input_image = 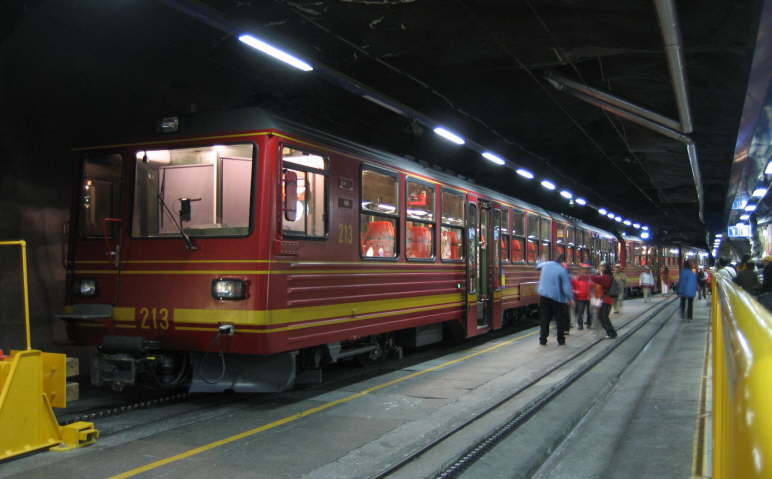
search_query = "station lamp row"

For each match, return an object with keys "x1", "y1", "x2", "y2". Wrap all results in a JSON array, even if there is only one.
[
  {"x1": 712, "y1": 233, "x2": 723, "y2": 257},
  {"x1": 236, "y1": 32, "x2": 651, "y2": 239}
]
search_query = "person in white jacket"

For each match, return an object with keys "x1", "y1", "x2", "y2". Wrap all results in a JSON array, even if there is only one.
[{"x1": 639, "y1": 267, "x2": 655, "y2": 302}]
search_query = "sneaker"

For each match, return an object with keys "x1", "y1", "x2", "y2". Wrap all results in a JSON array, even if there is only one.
[{"x1": 539, "y1": 339, "x2": 547, "y2": 346}]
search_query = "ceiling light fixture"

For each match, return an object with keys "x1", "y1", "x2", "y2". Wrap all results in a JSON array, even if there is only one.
[
  {"x1": 633, "y1": 223, "x2": 641, "y2": 229},
  {"x1": 560, "y1": 190, "x2": 572, "y2": 199},
  {"x1": 744, "y1": 204, "x2": 757, "y2": 212},
  {"x1": 641, "y1": 231, "x2": 650, "y2": 240},
  {"x1": 642, "y1": 226, "x2": 649, "y2": 231},
  {"x1": 739, "y1": 214, "x2": 750, "y2": 220},
  {"x1": 516, "y1": 168, "x2": 534, "y2": 179},
  {"x1": 607, "y1": 212, "x2": 615, "y2": 219},
  {"x1": 575, "y1": 198, "x2": 586, "y2": 205},
  {"x1": 540, "y1": 180, "x2": 556, "y2": 190},
  {"x1": 238, "y1": 34, "x2": 314, "y2": 72},
  {"x1": 433, "y1": 127, "x2": 465, "y2": 145},
  {"x1": 753, "y1": 187, "x2": 767, "y2": 198},
  {"x1": 598, "y1": 208, "x2": 607, "y2": 215},
  {"x1": 614, "y1": 216, "x2": 622, "y2": 222},
  {"x1": 623, "y1": 220, "x2": 631, "y2": 226},
  {"x1": 481, "y1": 152, "x2": 505, "y2": 165}
]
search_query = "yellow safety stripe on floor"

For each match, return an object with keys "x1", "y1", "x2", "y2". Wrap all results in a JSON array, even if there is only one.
[
  {"x1": 691, "y1": 319, "x2": 712, "y2": 478},
  {"x1": 107, "y1": 329, "x2": 538, "y2": 479}
]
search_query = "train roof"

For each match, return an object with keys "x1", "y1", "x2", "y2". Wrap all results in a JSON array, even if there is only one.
[{"x1": 78, "y1": 106, "x2": 618, "y2": 239}]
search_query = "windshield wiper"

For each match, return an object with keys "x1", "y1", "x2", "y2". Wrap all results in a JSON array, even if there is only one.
[{"x1": 157, "y1": 193, "x2": 198, "y2": 251}]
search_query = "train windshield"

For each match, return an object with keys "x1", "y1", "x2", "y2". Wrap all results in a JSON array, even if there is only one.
[{"x1": 132, "y1": 143, "x2": 255, "y2": 238}]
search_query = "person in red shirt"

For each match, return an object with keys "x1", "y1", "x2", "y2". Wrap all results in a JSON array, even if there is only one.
[
  {"x1": 571, "y1": 264, "x2": 592, "y2": 330},
  {"x1": 590, "y1": 263, "x2": 618, "y2": 339}
]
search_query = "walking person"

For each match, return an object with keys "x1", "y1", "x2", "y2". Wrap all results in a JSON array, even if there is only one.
[
  {"x1": 537, "y1": 254, "x2": 574, "y2": 346},
  {"x1": 612, "y1": 264, "x2": 627, "y2": 314},
  {"x1": 590, "y1": 263, "x2": 618, "y2": 339},
  {"x1": 639, "y1": 266, "x2": 655, "y2": 302},
  {"x1": 696, "y1": 267, "x2": 708, "y2": 299},
  {"x1": 678, "y1": 260, "x2": 697, "y2": 320},
  {"x1": 661, "y1": 266, "x2": 670, "y2": 295},
  {"x1": 571, "y1": 264, "x2": 592, "y2": 329}
]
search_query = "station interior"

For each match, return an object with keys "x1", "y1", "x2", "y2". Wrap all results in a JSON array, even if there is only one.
[{"x1": 0, "y1": 1, "x2": 770, "y2": 478}]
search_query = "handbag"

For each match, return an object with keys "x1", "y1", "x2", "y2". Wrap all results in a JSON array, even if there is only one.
[{"x1": 607, "y1": 279, "x2": 620, "y2": 298}]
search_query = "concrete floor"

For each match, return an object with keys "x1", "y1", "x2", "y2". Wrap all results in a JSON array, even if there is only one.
[
  {"x1": 0, "y1": 294, "x2": 710, "y2": 479},
  {"x1": 462, "y1": 296, "x2": 711, "y2": 479}
]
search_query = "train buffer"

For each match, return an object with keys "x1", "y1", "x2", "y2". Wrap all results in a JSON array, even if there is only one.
[
  {"x1": 0, "y1": 349, "x2": 99, "y2": 460},
  {"x1": 0, "y1": 240, "x2": 99, "y2": 461}
]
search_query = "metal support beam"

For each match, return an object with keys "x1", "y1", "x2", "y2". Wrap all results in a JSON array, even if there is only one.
[
  {"x1": 551, "y1": 86, "x2": 704, "y2": 222},
  {"x1": 654, "y1": 0, "x2": 694, "y2": 134},
  {"x1": 545, "y1": 73, "x2": 682, "y2": 131}
]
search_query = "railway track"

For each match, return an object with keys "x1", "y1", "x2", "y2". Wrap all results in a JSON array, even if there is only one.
[{"x1": 366, "y1": 298, "x2": 678, "y2": 479}]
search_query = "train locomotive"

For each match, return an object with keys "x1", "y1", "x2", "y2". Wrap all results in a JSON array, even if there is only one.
[{"x1": 57, "y1": 108, "x2": 701, "y2": 393}]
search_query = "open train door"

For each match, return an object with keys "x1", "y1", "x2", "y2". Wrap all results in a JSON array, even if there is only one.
[{"x1": 465, "y1": 196, "x2": 494, "y2": 336}]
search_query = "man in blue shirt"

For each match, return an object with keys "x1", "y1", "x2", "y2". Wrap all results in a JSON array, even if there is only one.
[
  {"x1": 677, "y1": 260, "x2": 698, "y2": 320},
  {"x1": 537, "y1": 255, "x2": 574, "y2": 345}
]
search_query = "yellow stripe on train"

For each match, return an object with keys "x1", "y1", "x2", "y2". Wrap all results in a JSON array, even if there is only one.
[{"x1": 174, "y1": 292, "x2": 465, "y2": 327}]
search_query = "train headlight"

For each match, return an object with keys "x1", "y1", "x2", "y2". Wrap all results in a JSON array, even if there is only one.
[
  {"x1": 73, "y1": 279, "x2": 97, "y2": 297},
  {"x1": 211, "y1": 278, "x2": 247, "y2": 300}
]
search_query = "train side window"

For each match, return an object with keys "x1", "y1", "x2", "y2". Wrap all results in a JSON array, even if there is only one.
[
  {"x1": 440, "y1": 189, "x2": 464, "y2": 261},
  {"x1": 79, "y1": 153, "x2": 122, "y2": 237},
  {"x1": 282, "y1": 146, "x2": 328, "y2": 238},
  {"x1": 361, "y1": 168, "x2": 399, "y2": 258},
  {"x1": 511, "y1": 209, "x2": 525, "y2": 262},
  {"x1": 540, "y1": 217, "x2": 551, "y2": 261},
  {"x1": 406, "y1": 178, "x2": 436, "y2": 260},
  {"x1": 526, "y1": 213, "x2": 539, "y2": 263},
  {"x1": 499, "y1": 209, "x2": 510, "y2": 263},
  {"x1": 555, "y1": 223, "x2": 567, "y2": 262}
]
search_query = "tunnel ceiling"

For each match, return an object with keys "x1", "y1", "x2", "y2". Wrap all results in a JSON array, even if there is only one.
[{"x1": 0, "y1": 0, "x2": 764, "y2": 248}]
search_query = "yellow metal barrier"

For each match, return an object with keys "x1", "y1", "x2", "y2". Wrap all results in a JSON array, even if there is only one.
[
  {"x1": 712, "y1": 274, "x2": 772, "y2": 478},
  {"x1": 0, "y1": 240, "x2": 98, "y2": 461}
]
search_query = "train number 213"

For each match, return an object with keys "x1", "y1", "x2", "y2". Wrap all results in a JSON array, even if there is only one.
[
  {"x1": 338, "y1": 224, "x2": 353, "y2": 244},
  {"x1": 138, "y1": 307, "x2": 171, "y2": 330}
]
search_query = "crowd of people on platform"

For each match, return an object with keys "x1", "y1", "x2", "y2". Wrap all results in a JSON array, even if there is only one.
[
  {"x1": 535, "y1": 255, "x2": 647, "y2": 346},
  {"x1": 535, "y1": 255, "x2": 718, "y2": 346}
]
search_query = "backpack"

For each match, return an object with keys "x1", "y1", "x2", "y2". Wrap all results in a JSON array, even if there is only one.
[{"x1": 607, "y1": 279, "x2": 620, "y2": 298}]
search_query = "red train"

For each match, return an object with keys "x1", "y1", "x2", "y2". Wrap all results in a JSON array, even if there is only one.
[{"x1": 59, "y1": 108, "x2": 697, "y2": 393}]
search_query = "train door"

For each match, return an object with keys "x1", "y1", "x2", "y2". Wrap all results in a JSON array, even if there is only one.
[{"x1": 465, "y1": 197, "x2": 494, "y2": 335}]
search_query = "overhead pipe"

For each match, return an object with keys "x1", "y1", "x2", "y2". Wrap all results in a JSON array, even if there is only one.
[
  {"x1": 545, "y1": 73, "x2": 682, "y2": 131},
  {"x1": 555, "y1": 86, "x2": 704, "y2": 221},
  {"x1": 654, "y1": 0, "x2": 694, "y2": 134}
]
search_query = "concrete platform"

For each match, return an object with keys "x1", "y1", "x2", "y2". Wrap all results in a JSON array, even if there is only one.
[{"x1": 0, "y1": 294, "x2": 709, "y2": 479}]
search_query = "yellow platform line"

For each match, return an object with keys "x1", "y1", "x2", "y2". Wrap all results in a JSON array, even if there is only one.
[
  {"x1": 107, "y1": 329, "x2": 538, "y2": 479},
  {"x1": 691, "y1": 321, "x2": 712, "y2": 478}
]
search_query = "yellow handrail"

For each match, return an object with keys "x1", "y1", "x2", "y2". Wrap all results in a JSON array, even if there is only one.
[
  {"x1": 712, "y1": 274, "x2": 772, "y2": 478},
  {"x1": 0, "y1": 240, "x2": 32, "y2": 350}
]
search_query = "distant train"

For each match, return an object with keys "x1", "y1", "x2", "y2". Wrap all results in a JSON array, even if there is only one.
[{"x1": 58, "y1": 108, "x2": 706, "y2": 393}]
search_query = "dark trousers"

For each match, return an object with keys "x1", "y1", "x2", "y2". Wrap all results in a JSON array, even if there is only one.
[
  {"x1": 680, "y1": 296, "x2": 694, "y2": 319},
  {"x1": 540, "y1": 297, "x2": 567, "y2": 344},
  {"x1": 697, "y1": 282, "x2": 707, "y2": 299},
  {"x1": 575, "y1": 300, "x2": 590, "y2": 327},
  {"x1": 598, "y1": 302, "x2": 617, "y2": 338}
]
